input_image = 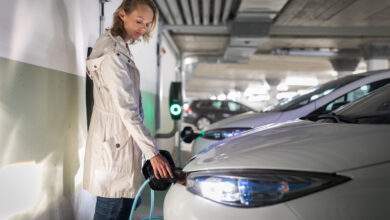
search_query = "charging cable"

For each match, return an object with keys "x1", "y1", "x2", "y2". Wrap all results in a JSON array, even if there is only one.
[{"x1": 129, "y1": 178, "x2": 162, "y2": 220}]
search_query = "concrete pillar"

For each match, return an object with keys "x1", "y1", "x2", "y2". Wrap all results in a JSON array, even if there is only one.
[
  {"x1": 266, "y1": 77, "x2": 281, "y2": 106},
  {"x1": 337, "y1": 71, "x2": 352, "y2": 78},
  {"x1": 265, "y1": 86, "x2": 278, "y2": 106},
  {"x1": 366, "y1": 58, "x2": 388, "y2": 71},
  {"x1": 362, "y1": 44, "x2": 390, "y2": 71},
  {"x1": 330, "y1": 57, "x2": 360, "y2": 78}
]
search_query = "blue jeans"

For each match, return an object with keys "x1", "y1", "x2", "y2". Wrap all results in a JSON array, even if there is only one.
[{"x1": 94, "y1": 197, "x2": 135, "y2": 220}]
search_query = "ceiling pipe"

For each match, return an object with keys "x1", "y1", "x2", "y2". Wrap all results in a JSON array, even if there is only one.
[
  {"x1": 190, "y1": 0, "x2": 201, "y2": 25},
  {"x1": 272, "y1": 48, "x2": 338, "y2": 57},
  {"x1": 155, "y1": 0, "x2": 175, "y2": 24},
  {"x1": 202, "y1": 0, "x2": 210, "y2": 25},
  {"x1": 162, "y1": 24, "x2": 229, "y2": 35},
  {"x1": 166, "y1": 0, "x2": 184, "y2": 25},
  {"x1": 180, "y1": 0, "x2": 193, "y2": 25},
  {"x1": 99, "y1": 0, "x2": 111, "y2": 36},
  {"x1": 162, "y1": 29, "x2": 180, "y2": 58},
  {"x1": 222, "y1": 0, "x2": 233, "y2": 23},
  {"x1": 213, "y1": 0, "x2": 222, "y2": 25}
]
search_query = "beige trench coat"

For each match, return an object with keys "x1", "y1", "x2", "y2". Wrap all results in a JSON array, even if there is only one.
[{"x1": 83, "y1": 31, "x2": 158, "y2": 198}]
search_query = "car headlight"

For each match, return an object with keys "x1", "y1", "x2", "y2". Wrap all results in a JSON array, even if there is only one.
[
  {"x1": 186, "y1": 170, "x2": 350, "y2": 208},
  {"x1": 201, "y1": 127, "x2": 252, "y2": 140}
]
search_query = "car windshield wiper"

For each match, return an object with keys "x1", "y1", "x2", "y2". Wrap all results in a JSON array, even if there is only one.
[{"x1": 316, "y1": 112, "x2": 358, "y2": 123}]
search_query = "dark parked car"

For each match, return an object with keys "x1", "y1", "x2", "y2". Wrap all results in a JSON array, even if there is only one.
[{"x1": 183, "y1": 99, "x2": 255, "y2": 130}]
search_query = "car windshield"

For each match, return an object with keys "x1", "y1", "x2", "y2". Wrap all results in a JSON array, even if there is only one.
[
  {"x1": 266, "y1": 74, "x2": 364, "y2": 112},
  {"x1": 333, "y1": 84, "x2": 390, "y2": 124}
]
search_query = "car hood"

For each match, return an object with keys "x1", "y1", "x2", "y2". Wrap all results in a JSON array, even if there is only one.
[
  {"x1": 185, "y1": 120, "x2": 390, "y2": 173},
  {"x1": 205, "y1": 111, "x2": 282, "y2": 130}
]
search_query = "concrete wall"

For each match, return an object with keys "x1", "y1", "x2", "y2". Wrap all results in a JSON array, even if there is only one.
[
  {"x1": 0, "y1": 1, "x2": 98, "y2": 219},
  {"x1": 0, "y1": 0, "x2": 100, "y2": 76},
  {"x1": 159, "y1": 38, "x2": 179, "y2": 133},
  {"x1": 155, "y1": 38, "x2": 180, "y2": 153},
  {"x1": 0, "y1": 58, "x2": 84, "y2": 220},
  {"x1": 0, "y1": 0, "x2": 178, "y2": 219}
]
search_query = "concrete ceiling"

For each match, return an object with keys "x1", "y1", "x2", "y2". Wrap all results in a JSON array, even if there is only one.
[
  {"x1": 173, "y1": 35, "x2": 390, "y2": 54},
  {"x1": 275, "y1": 0, "x2": 390, "y2": 27},
  {"x1": 170, "y1": 0, "x2": 390, "y2": 53},
  {"x1": 186, "y1": 55, "x2": 338, "y2": 95},
  {"x1": 156, "y1": 0, "x2": 390, "y2": 103},
  {"x1": 173, "y1": 35, "x2": 229, "y2": 54}
]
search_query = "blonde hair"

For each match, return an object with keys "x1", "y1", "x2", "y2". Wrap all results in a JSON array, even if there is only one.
[{"x1": 111, "y1": 0, "x2": 158, "y2": 42}]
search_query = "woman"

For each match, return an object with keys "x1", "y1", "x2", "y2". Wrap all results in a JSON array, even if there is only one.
[{"x1": 83, "y1": 0, "x2": 173, "y2": 219}]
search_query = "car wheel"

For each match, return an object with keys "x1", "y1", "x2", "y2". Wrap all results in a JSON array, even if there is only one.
[{"x1": 196, "y1": 117, "x2": 211, "y2": 130}]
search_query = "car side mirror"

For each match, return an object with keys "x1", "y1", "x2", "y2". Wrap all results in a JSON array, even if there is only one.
[{"x1": 180, "y1": 126, "x2": 200, "y2": 143}]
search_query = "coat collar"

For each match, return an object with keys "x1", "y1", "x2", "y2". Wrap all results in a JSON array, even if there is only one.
[{"x1": 106, "y1": 30, "x2": 133, "y2": 59}]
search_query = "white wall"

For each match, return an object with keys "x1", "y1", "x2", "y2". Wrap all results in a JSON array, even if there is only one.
[
  {"x1": 159, "y1": 38, "x2": 180, "y2": 132},
  {"x1": 0, "y1": 60, "x2": 86, "y2": 220},
  {"x1": 0, "y1": 0, "x2": 100, "y2": 75},
  {"x1": 155, "y1": 37, "x2": 180, "y2": 154},
  {"x1": 0, "y1": 0, "x2": 99, "y2": 219}
]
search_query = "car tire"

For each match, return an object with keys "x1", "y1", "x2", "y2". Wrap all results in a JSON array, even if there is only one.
[{"x1": 196, "y1": 117, "x2": 211, "y2": 130}]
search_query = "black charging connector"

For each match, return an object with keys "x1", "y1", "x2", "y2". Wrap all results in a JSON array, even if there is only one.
[{"x1": 142, "y1": 150, "x2": 187, "y2": 191}]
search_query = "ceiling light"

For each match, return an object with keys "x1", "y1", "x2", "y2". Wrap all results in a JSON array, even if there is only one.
[
  {"x1": 285, "y1": 76, "x2": 319, "y2": 86},
  {"x1": 247, "y1": 94, "x2": 270, "y2": 102},
  {"x1": 244, "y1": 86, "x2": 270, "y2": 97},
  {"x1": 227, "y1": 91, "x2": 242, "y2": 101},
  {"x1": 217, "y1": 94, "x2": 227, "y2": 101},
  {"x1": 276, "y1": 83, "x2": 289, "y2": 92}
]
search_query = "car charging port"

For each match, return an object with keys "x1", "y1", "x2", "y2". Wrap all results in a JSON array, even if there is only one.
[{"x1": 142, "y1": 150, "x2": 188, "y2": 190}]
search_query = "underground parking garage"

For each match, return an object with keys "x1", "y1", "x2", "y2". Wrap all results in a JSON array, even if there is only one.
[{"x1": 1, "y1": 0, "x2": 390, "y2": 219}]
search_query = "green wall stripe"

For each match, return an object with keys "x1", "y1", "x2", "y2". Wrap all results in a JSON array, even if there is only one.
[{"x1": 141, "y1": 91, "x2": 157, "y2": 134}]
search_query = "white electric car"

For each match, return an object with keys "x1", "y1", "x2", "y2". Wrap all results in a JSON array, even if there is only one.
[
  {"x1": 185, "y1": 69, "x2": 390, "y2": 154},
  {"x1": 165, "y1": 84, "x2": 390, "y2": 220}
]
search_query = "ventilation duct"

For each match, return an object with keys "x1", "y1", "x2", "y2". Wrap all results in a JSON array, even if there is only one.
[{"x1": 224, "y1": 16, "x2": 272, "y2": 62}]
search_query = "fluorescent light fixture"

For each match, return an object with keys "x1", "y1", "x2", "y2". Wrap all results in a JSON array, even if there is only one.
[
  {"x1": 285, "y1": 76, "x2": 319, "y2": 86},
  {"x1": 276, "y1": 83, "x2": 289, "y2": 92},
  {"x1": 244, "y1": 86, "x2": 270, "y2": 97},
  {"x1": 217, "y1": 93, "x2": 227, "y2": 101},
  {"x1": 247, "y1": 94, "x2": 270, "y2": 102},
  {"x1": 273, "y1": 48, "x2": 339, "y2": 57},
  {"x1": 243, "y1": 83, "x2": 271, "y2": 102},
  {"x1": 183, "y1": 57, "x2": 199, "y2": 66},
  {"x1": 329, "y1": 71, "x2": 338, "y2": 77},
  {"x1": 227, "y1": 91, "x2": 242, "y2": 100}
]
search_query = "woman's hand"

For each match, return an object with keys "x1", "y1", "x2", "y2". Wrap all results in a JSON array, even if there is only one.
[{"x1": 150, "y1": 154, "x2": 174, "y2": 179}]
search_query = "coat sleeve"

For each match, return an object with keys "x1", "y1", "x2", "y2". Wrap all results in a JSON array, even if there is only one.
[{"x1": 100, "y1": 52, "x2": 159, "y2": 160}]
